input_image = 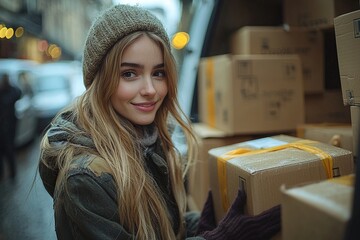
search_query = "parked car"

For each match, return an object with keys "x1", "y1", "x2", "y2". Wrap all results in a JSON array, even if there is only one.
[
  {"x1": 0, "y1": 58, "x2": 38, "y2": 148},
  {"x1": 32, "y1": 60, "x2": 84, "y2": 132}
]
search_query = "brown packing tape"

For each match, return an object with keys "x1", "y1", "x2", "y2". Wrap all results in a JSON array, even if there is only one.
[{"x1": 217, "y1": 140, "x2": 334, "y2": 211}]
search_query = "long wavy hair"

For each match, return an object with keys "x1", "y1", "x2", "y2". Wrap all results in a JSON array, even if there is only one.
[{"x1": 40, "y1": 31, "x2": 198, "y2": 239}]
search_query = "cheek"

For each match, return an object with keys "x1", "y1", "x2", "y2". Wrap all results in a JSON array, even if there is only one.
[
  {"x1": 111, "y1": 83, "x2": 135, "y2": 103},
  {"x1": 157, "y1": 81, "x2": 168, "y2": 98}
]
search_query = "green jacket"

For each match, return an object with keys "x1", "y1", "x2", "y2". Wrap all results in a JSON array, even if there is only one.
[{"x1": 39, "y1": 111, "x2": 204, "y2": 239}]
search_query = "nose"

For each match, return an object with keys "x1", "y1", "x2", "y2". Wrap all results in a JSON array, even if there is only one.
[{"x1": 140, "y1": 76, "x2": 156, "y2": 96}]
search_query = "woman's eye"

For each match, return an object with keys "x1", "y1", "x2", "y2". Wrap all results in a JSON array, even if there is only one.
[
  {"x1": 122, "y1": 71, "x2": 136, "y2": 78},
  {"x1": 153, "y1": 70, "x2": 166, "y2": 78}
]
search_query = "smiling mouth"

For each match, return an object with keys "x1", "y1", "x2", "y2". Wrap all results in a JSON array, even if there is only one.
[
  {"x1": 132, "y1": 102, "x2": 157, "y2": 112},
  {"x1": 132, "y1": 101, "x2": 156, "y2": 107}
]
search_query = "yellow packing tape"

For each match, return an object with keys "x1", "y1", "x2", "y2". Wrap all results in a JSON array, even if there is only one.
[
  {"x1": 217, "y1": 140, "x2": 334, "y2": 211},
  {"x1": 328, "y1": 174, "x2": 354, "y2": 187},
  {"x1": 206, "y1": 59, "x2": 216, "y2": 127}
]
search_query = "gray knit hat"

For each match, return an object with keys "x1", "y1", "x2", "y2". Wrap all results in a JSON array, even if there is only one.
[{"x1": 82, "y1": 4, "x2": 170, "y2": 88}]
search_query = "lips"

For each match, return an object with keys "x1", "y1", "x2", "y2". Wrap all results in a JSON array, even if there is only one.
[{"x1": 132, "y1": 101, "x2": 157, "y2": 112}]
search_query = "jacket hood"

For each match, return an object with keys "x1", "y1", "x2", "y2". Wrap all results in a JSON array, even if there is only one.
[
  {"x1": 39, "y1": 111, "x2": 95, "y2": 197},
  {"x1": 47, "y1": 111, "x2": 95, "y2": 149}
]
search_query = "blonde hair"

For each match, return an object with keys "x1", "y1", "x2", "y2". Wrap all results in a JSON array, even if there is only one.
[{"x1": 40, "y1": 31, "x2": 198, "y2": 240}]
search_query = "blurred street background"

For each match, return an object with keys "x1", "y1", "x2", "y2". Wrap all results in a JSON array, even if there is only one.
[
  {"x1": 1, "y1": 0, "x2": 360, "y2": 239},
  {"x1": 0, "y1": 137, "x2": 56, "y2": 240}
]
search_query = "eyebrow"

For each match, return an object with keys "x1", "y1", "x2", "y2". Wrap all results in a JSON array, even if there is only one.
[{"x1": 120, "y1": 62, "x2": 165, "y2": 69}]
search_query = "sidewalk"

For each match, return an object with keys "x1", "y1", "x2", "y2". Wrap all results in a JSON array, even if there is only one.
[{"x1": 0, "y1": 137, "x2": 56, "y2": 240}]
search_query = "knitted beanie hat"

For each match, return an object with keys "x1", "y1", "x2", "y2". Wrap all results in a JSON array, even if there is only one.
[{"x1": 82, "y1": 4, "x2": 170, "y2": 88}]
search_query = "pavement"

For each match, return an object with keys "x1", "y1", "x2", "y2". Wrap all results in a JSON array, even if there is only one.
[{"x1": 0, "y1": 137, "x2": 56, "y2": 240}]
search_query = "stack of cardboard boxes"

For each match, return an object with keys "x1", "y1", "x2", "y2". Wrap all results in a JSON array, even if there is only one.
[
  {"x1": 198, "y1": 54, "x2": 305, "y2": 135},
  {"x1": 187, "y1": 0, "x2": 359, "y2": 239},
  {"x1": 280, "y1": 4, "x2": 360, "y2": 239},
  {"x1": 198, "y1": 1, "x2": 358, "y2": 133},
  {"x1": 334, "y1": 8, "x2": 360, "y2": 157}
]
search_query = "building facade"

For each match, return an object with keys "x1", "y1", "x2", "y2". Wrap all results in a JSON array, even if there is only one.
[{"x1": 0, "y1": 0, "x2": 112, "y2": 62}]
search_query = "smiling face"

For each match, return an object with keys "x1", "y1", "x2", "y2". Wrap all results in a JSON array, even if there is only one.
[{"x1": 110, "y1": 34, "x2": 168, "y2": 125}]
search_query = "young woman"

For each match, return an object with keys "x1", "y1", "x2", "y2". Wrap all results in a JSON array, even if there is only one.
[{"x1": 39, "y1": 4, "x2": 280, "y2": 240}]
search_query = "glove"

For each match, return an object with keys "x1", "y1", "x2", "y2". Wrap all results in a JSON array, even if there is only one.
[
  {"x1": 199, "y1": 189, "x2": 281, "y2": 240},
  {"x1": 196, "y1": 191, "x2": 217, "y2": 235}
]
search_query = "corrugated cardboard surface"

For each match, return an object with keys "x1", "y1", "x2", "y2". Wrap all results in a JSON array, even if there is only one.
[
  {"x1": 198, "y1": 54, "x2": 305, "y2": 135},
  {"x1": 350, "y1": 106, "x2": 360, "y2": 157},
  {"x1": 281, "y1": 174, "x2": 354, "y2": 240},
  {"x1": 334, "y1": 9, "x2": 360, "y2": 105},
  {"x1": 296, "y1": 123, "x2": 353, "y2": 152},
  {"x1": 283, "y1": 0, "x2": 359, "y2": 29},
  {"x1": 230, "y1": 26, "x2": 324, "y2": 93},
  {"x1": 208, "y1": 135, "x2": 354, "y2": 222},
  {"x1": 187, "y1": 123, "x2": 255, "y2": 211},
  {"x1": 304, "y1": 89, "x2": 351, "y2": 124}
]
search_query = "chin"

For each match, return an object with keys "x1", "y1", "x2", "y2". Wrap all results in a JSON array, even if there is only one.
[{"x1": 132, "y1": 118, "x2": 155, "y2": 126}]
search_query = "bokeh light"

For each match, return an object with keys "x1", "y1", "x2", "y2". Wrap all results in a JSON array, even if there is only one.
[
  {"x1": 0, "y1": 27, "x2": 7, "y2": 38},
  {"x1": 37, "y1": 40, "x2": 48, "y2": 52},
  {"x1": 15, "y1": 27, "x2": 24, "y2": 37},
  {"x1": 47, "y1": 44, "x2": 62, "y2": 59},
  {"x1": 0, "y1": 25, "x2": 24, "y2": 39},
  {"x1": 171, "y1": 32, "x2": 190, "y2": 50},
  {"x1": 5, "y1": 28, "x2": 14, "y2": 39}
]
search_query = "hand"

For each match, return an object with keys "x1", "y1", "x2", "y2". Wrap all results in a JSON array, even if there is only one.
[
  {"x1": 199, "y1": 189, "x2": 281, "y2": 240},
  {"x1": 196, "y1": 191, "x2": 217, "y2": 235}
]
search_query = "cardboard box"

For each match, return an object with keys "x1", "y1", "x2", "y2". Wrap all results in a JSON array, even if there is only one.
[
  {"x1": 350, "y1": 106, "x2": 360, "y2": 157},
  {"x1": 283, "y1": 0, "x2": 360, "y2": 29},
  {"x1": 334, "y1": 9, "x2": 360, "y2": 105},
  {"x1": 296, "y1": 123, "x2": 353, "y2": 152},
  {"x1": 281, "y1": 174, "x2": 355, "y2": 240},
  {"x1": 187, "y1": 123, "x2": 256, "y2": 211},
  {"x1": 198, "y1": 54, "x2": 305, "y2": 135},
  {"x1": 304, "y1": 89, "x2": 351, "y2": 124},
  {"x1": 231, "y1": 26, "x2": 324, "y2": 94},
  {"x1": 208, "y1": 135, "x2": 354, "y2": 222}
]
